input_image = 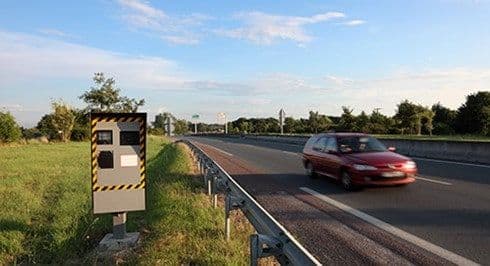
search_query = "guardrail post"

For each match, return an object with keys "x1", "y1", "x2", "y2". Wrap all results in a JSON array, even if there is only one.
[
  {"x1": 207, "y1": 176, "x2": 212, "y2": 196},
  {"x1": 198, "y1": 157, "x2": 203, "y2": 174},
  {"x1": 202, "y1": 160, "x2": 208, "y2": 186},
  {"x1": 250, "y1": 234, "x2": 283, "y2": 266},
  {"x1": 250, "y1": 234, "x2": 282, "y2": 266},
  {"x1": 225, "y1": 194, "x2": 244, "y2": 241},
  {"x1": 204, "y1": 165, "x2": 212, "y2": 188},
  {"x1": 212, "y1": 175, "x2": 218, "y2": 208},
  {"x1": 182, "y1": 140, "x2": 320, "y2": 266}
]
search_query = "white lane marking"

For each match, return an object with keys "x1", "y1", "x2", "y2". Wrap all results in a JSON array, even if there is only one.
[
  {"x1": 282, "y1": 151, "x2": 302, "y2": 156},
  {"x1": 300, "y1": 187, "x2": 479, "y2": 266},
  {"x1": 415, "y1": 176, "x2": 452, "y2": 186},
  {"x1": 206, "y1": 145, "x2": 234, "y2": 157},
  {"x1": 412, "y1": 157, "x2": 490, "y2": 169}
]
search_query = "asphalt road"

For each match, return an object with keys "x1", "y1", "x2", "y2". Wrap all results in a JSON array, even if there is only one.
[{"x1": 186, "y1": 136, "x2": 490, "y2": 264}]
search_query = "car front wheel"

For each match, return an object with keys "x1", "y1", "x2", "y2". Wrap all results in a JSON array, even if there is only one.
[
  {"x1": 341, "y1": 171, "x2": 355, "y2": 191},
  {"x1": 305, "y1": 162, "x2": 317, "y2": 178}
]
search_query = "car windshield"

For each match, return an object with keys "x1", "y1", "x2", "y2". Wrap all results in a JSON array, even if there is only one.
[{"x1": 337, "y1": 136, "x2": 387, "y2": 153}]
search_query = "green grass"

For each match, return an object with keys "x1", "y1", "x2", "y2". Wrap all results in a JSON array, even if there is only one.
[
  {"x1": 127, "y1": 140, "x2": 253, "y2": 265},
  {"x1": 0, "y1": 136, "x2": 252, "y2": 264}
]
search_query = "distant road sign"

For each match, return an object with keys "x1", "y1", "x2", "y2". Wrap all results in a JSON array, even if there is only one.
[
  {"x1": 279, "y1": 109, "x2": 286, "y2": 135},
  {"x1": 192, "y1": 114, "x2": 199, "y2": 119}
]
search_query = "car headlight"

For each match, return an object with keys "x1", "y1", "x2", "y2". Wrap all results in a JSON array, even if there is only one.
[
  {"x1": 404, "y1": 161, "x2": 417, "y2": 169},
  {"x1": 353, "y1": 164, "x2": 377, "y2": 171}
]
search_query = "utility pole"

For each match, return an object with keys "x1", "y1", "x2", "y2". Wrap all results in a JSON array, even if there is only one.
[
  {"x1": 279, "y1": 108, "x2": 286, "y2": 135},
  {"x1": 192, "y1": 114, "x2": 199, "y2": 134},
  {"x1": 218, "y1": 112, "x2": 227, "y2": 134}
]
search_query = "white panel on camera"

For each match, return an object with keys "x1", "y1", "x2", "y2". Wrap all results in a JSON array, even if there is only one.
[{"x1": 121, "y1": 155, "x2": 138, "y2": 167}]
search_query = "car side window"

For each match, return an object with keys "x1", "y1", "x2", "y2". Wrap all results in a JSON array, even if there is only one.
[
  {"x1": 305, "y1": 136, "x2": 318, "y2": 148},
  {"x1": 325, "y1": 137, "x2": 337, "y2": 152},
  {"x1": 312, "y1": 137, "x2": 326, "y2": 151}
]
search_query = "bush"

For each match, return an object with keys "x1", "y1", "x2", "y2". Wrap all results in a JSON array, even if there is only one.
[
  {"x1": 0, "y1": 112, "x2": 21, "y2": 143},
  {"x1": 22, "y1": 127, "x2": 43, "y2": 139},
  {"x1": 70, "y1": 126, "x2": 90, "y2": 141},
  {"x1": 37, "y1": 114, "x2": 58, "y2": 140},
  {"x1": 149, "y1": 127, "x2": 164, "y2": 136}
]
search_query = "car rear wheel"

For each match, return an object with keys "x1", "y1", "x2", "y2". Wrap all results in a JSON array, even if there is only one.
[
  {"x1": 341, "y1": 171, "x2": 355, "y2": 191},
  {"x1": 305, "y1": 162, "x2": 317, "y2": 178}
]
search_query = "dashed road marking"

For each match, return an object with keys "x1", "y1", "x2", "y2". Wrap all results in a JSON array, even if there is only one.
[
  {"x1": 300, "y1": 186, "x2": 478, "y2": 266},
  {"x1": 415, "y1": 176, "x2": 452, "y2": 186},
  {"x1": 282, "y1": 151, "x2": 302, "y2": 156},
  {"x1": 207, "y1": 145, "x2": 234, "y2": 157}
]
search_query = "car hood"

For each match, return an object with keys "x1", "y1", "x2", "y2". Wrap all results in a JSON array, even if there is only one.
[{"x1": 344, "y1": 151, "x2": 410, "y2": 166}]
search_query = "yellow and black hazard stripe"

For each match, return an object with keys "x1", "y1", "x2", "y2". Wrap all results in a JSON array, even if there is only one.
[
  {"x1": 139, "y1": 119, "x2": 146, "y2": 185},
  {"x1": 90, "y1": 114, "x2": 146, "y2": 192}
]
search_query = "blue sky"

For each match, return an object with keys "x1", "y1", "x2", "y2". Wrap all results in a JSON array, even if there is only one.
[{"x1": 1, "y1": 0, "x2": 490, "y2": 126}]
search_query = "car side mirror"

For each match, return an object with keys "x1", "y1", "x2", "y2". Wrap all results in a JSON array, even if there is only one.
[{"x1": 388, "y1": 147, "x2": 396, "y2": 152}]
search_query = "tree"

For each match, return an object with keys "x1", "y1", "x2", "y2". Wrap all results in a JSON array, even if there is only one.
[
  {"x1": 422, "y1": 109, "x2": 435, "y2": 136},
  {"x1": 355, "y1": 111, "x2": 369, "y2": 133},
  {"x1": 265, "y1": 117, "x2": 280, "y2": 133},
  {"x1": 80, "y1": 73, "x2": 145, "y2": 112},
  {"x1": 338, "y1": 106, "x2": 357, "y2": 132},
  {"x1": 37, "y1": 114, "x2": 57, "y2": 139},
  {"x1": 308, "y1": 111, "x2": 319, "y2": 133},
  {"x1": 455, "y1": 91, "x2": 490, "y2": 136},
  {"x1": 51, "y1": 101, "x2": 75, "y2": 142},
  {"x1": 367, "y1": 110, "x2": 395, "y2": 134},
  {"x1": 232, "y1": 118, "x2": 251, "y2": 133},
  {"x1": 394, "y1": 100, "x2": 418, "y2": 134},
  {"x1": 431, "y1": 103, "x2": 457, "y2": 135},
  {"x1": 394, "y1": 100, "x2": 433, "y2": 135},
  {"x1": 22, "y1": 127, "x2": 42, "y2": 139},
  {"x1": 284, "y1": 117, "x2": 297, "y2": 133},
  {"x1": 173, "y1": 119, "x2": 189, "y2": 135},
  {"x1": 317, "y1": 114, "x2": 332, "y2": 133},
  {"x1": 306, "y1": 111, "x2": 331, "y2": 133},
  {"x1": 152, "y1": 112, "x2": 177, "y2": 135},
  {"x1": 0, "y1": 112, "x2": 21, "y2": 142},
  {"x1": 71, "y1": 109, "x2": 90, "y2": 141}
]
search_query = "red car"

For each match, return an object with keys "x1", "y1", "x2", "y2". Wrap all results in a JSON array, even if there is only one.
[{"x1": 302, "y1": 133, "x2": 416, "y2": 190}]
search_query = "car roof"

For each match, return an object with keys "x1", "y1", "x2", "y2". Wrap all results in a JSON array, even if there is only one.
[{"x1": 312, "y1": 132, "x2": 369, "y2": 138}]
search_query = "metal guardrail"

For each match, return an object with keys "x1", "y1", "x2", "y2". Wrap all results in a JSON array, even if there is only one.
[{"x1": 179, "y1": 140, "x2": 321, "y2": 266}]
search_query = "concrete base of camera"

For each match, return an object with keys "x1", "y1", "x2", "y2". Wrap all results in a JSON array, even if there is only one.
[{"x1": 97, "y1": 232, "x2": 140, "y2": 252}]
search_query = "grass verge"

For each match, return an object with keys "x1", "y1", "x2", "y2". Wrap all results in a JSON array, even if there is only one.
[
  {"x1": 0, "y1": 136, "x2": 254, "y2": 264},
  {"x1": 122, "y1": 139, "x2": 254, "y2": 265}
]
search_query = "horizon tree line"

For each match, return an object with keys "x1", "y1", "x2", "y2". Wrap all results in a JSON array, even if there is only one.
[{"x1": 0, "y1": 72, "x2": 488, "y2": 143}]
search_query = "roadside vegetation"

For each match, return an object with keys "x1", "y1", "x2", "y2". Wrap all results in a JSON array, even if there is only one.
[
  {"x1": 215, "y1": 91, "x2": 489, "y2": 138},
  {"x1": 0, "y1": 73, "x2": 488, "y2": 146},
  {"x1": 0, "y1": 136, "x2": 253, "y2": 264}
]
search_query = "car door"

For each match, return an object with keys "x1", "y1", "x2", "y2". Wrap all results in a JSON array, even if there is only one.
[
  {"x1": 310, "y1": 136, "x2": 329, "y2": 173},
  {"x1": 321, "y1": 137, "x2": 341, "y2": 179}
]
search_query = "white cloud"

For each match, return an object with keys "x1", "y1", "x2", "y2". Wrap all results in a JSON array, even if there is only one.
[
  {"x1": 117, "y1": 0, "x2": 166, "y2": 19},
  {"x1": 0, "y1": 30, "x2": 188, "y2": 90},
  {"x1": 161, "y1": 35, "x2": 199, "y2": 45},
  {"x1": 38, "y1": 28, "x2": 76, "y2": 38},
  {"x1": 324, "y1": 69, "x2": 490, "y2": 114},
  {"x1": 0, "y1": 103, "x2": 24, "y2": 111},
  {"x1": 116, "y1": 0, "x2": 211, "y2": 44},
  {"x1": 342, "y1": 20, "x2": 366, "y2": 26},
  {"x1": 1, "y1": 30, "x2": 487, "y2": 125},
  {"x1": 216, "y1": 11, "x2": 345, "y2": 45},
  {"x1": 325, "y1": 75, "x2": 353, "y2": 86}
]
